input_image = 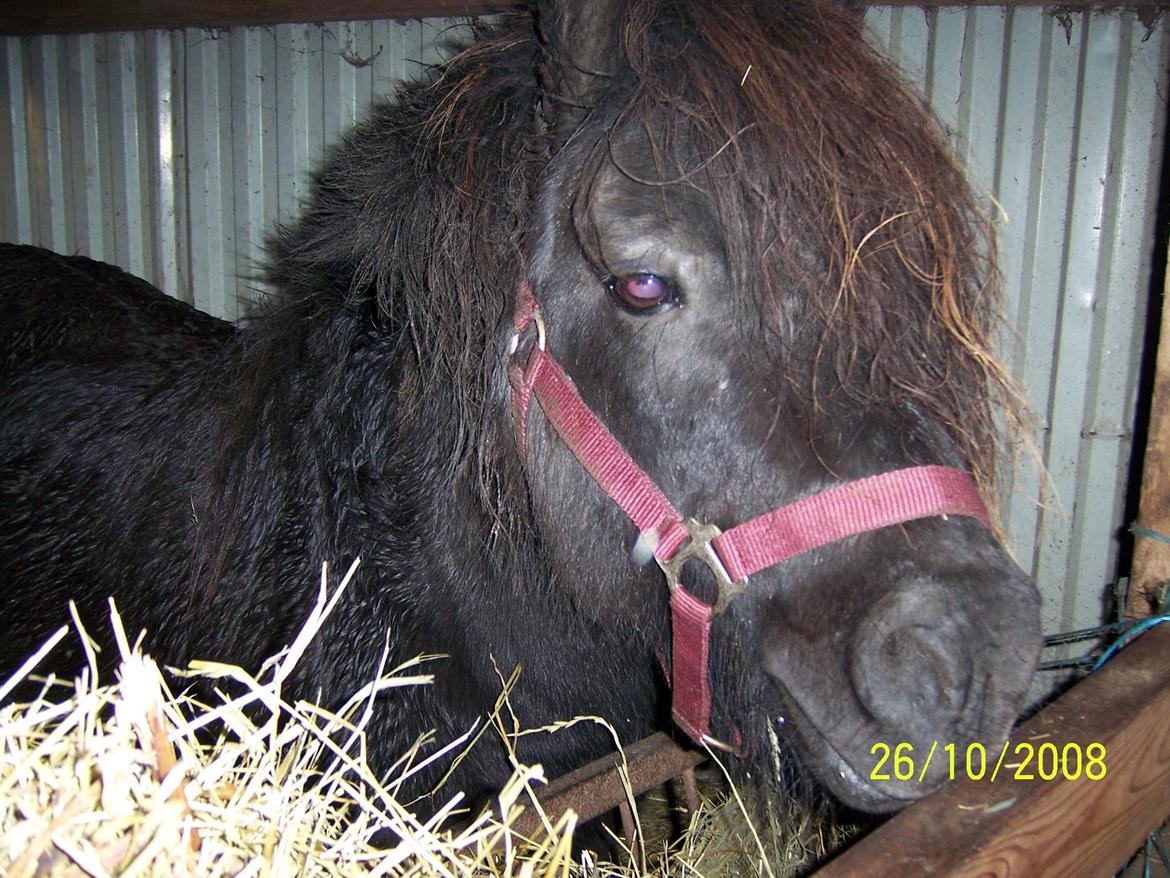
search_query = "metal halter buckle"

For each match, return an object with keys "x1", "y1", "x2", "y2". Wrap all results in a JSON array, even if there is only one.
[{"x1": 657, "y1": 518, "x2": 747, "y2": 616}]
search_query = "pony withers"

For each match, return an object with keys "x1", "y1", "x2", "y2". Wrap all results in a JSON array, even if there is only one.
[{"x1": 0, "y1": 0, "x2": 1041, "y2": 833}]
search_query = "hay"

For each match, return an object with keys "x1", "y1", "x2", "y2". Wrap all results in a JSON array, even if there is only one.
[{"x1": 0, "y1": 560, "x2": 827, "y2": 877}]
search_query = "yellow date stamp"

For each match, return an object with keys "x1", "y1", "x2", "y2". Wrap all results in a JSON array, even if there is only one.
[{"x1": 869, "y1": 740, "x2": 1107, "y2": 783}]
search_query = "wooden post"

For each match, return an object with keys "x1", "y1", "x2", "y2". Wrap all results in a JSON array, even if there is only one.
[{"x1": 1128, "y1": 245, "x2": 1170, "y2": 619}]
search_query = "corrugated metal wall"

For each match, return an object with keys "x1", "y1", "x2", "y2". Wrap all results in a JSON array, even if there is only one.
[
  {"x1": 0, "y1": 20, "x2": 473, "y2": 319},
  {"x1": 2, "y1": 9, "x2": 1168, "y2": 672},
  {"x1": 864, "y1": 9, "x2": 1170, "y2": 673}
]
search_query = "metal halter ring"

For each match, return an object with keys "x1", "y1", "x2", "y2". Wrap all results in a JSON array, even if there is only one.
[
  {"x1": 508, "y1": 306, "x2": 547, "y2": 355},
  {"x1": 656, "y1": 518, "x2": 747, "y2": 616}
]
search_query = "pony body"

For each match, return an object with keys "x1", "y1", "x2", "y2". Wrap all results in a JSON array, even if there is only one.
[{"x1": 0, "y1": 0, "x2": 1040, "y2": 821}]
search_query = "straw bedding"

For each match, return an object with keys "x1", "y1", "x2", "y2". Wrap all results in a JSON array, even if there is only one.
[{"x1": 1, "y1": 560, "x2": 845, "y2": 877}]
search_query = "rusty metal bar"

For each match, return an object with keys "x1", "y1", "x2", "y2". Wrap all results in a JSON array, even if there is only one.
[{"x1": 510, "y1": 731, "x2": 705, "y2": 840}]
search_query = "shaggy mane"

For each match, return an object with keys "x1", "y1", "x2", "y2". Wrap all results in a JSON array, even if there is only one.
[{"x1": 263, "y1": 17, "x2": 543, "y2": 456}]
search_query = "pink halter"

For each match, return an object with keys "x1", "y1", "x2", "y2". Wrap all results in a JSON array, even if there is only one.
[{"x1": 508, "y1": 281, "x2": 989, "y2": 750}]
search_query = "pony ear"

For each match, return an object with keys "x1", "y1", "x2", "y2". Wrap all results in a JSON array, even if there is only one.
[{"x1": 536, "y1": 0, "x2": 626, "y2": 141}]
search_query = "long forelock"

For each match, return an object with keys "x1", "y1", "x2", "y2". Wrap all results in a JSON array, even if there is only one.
[{"x1": 610, "y1": 0, "x2": 1017, "y2": 493}]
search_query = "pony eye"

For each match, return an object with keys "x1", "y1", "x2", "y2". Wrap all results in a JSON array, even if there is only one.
[{"x1": 606, "y1": 273, "x2": 678, "y2": 313}]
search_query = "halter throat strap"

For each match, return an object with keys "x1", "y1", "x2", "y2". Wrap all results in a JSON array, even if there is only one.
[{"x1": 508, "y1": 285, "x2": 990, "y2": 749}]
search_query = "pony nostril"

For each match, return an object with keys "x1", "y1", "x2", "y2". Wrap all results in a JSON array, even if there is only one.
[{"x1": 852, "y1": 618, "x2": 970, "y2": 735}]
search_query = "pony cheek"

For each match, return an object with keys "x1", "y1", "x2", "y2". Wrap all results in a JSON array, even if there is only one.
[{"x1": 523, "y1": 432, "x2": 668, "y2": 622}]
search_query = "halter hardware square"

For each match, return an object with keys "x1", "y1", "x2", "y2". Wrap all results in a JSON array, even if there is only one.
[{"x1": 657, "y1": 518, "x2": 746, "y2": 616}]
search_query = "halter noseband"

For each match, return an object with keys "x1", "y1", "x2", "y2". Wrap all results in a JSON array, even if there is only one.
[{"x1": 507, "y1": 281, "x2": 990, "y2": 750}]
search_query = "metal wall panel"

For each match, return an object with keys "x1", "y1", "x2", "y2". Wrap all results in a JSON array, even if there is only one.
[
  {"x1": 0, "y1": 20, "x2": 475, "y2": 319},
  {"x1": 867, "y1": 8, "x2": 1170, "y2": 670},
  {"x1": 1, "y1": 11, "x2": 1167, "y2": 670}
]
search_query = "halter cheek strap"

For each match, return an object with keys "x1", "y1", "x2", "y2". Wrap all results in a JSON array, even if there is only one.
[{"x1": 508, "y1": 282, "x2": 990, "y2": 750}]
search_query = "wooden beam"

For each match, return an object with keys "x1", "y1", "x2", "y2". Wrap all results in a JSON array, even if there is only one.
[
  {"x1": 0, "y1": 0, "x2": 514, "y2": 35},
  {"x1": 1129, "y1": 243, "x2": 1170, "y2": 619},
  {"x1": 1, "y1": 0, "x2": 1165, "y2": 36},
  {"x1": 813, "y1": 622, "x2": 1170, "y2": 878},
  {"x1": 875, "y1": 0, "x2": 1167, "y2": 6}
]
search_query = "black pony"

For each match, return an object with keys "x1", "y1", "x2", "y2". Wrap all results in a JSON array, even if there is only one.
[{"x1": 0, "y1": 0, "x2": 1040, "y2": 826}]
